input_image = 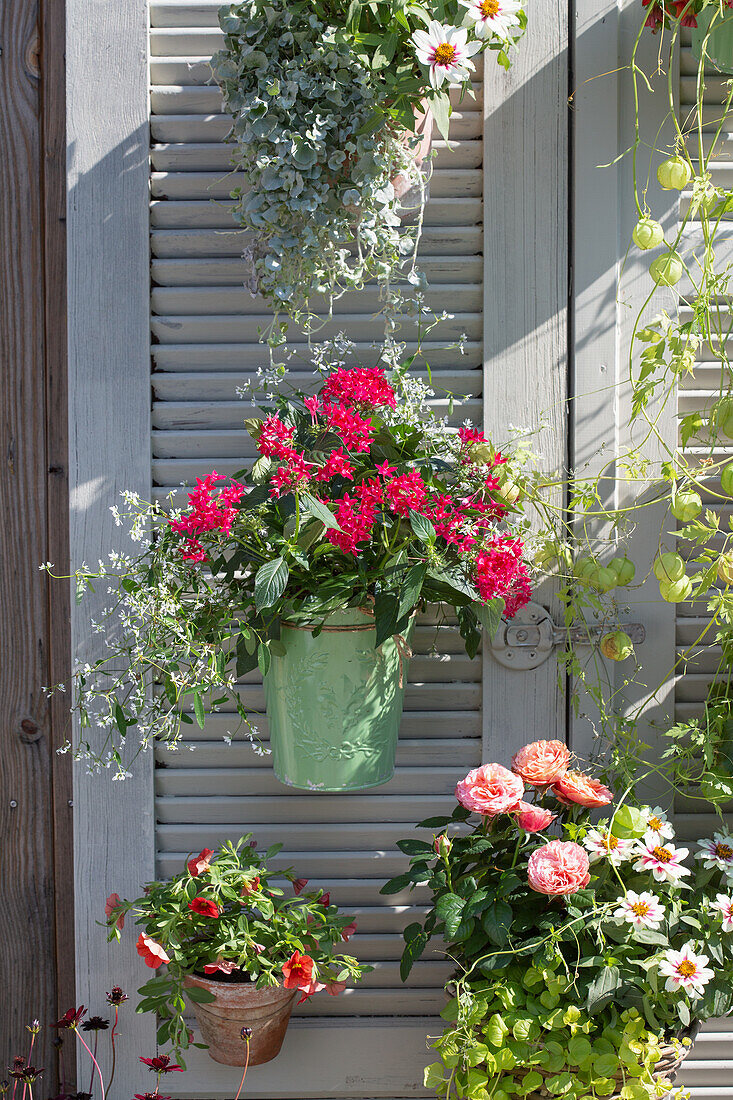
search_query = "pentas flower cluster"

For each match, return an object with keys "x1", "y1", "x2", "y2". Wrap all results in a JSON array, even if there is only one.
[
  {"x1": 167, "y1": 364, "x2": 531, "y2": 618},
  {"x1": 169, "y1": 471, "x2": 246, "y2": 563},
  {"x1": 69, "y1": 358, "x2": 532, "y2": 777},
  {"x1": 105, "y1": 837, "x2": 367, "y2": 1058}
]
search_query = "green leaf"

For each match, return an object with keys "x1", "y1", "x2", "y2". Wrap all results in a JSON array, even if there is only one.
[
  {"x1": 396, "y1": 838, "x2": 434, "y2": 855},
  {"x1": 257, "y1": 643, "x2": 271, "y2": 677},
  {"x1": 374, "y1": 591, "x2": 400, "y2": 647},
  {"x1": 586, "y1": 965, "x2": 622, "y2": 1014},
  {"x1": 193, "y1": 692, "x2": 205, "y2": 730},
  {"x1": 482, "y1": 901, "x2": 513, "y2": 945},
  {"x1": 429, "y1": 90, "x2": 451, "y2": 141},
  {"x1": 398, "y1": 562, "x2": 427, "y2": 619},
  {"x1": 400, "y1": 927, "x2": 429, "y2": 980},
  {"x1": 436, "y1": 892, "x2": 466, "y2": 937},
  {"x1": 475, "y1": 598, "x2": 505, "y2": 639},
  {"x1": 301, "y1": 492, "x2": 341, "y2": 531},
  {"x1": 610, "y1": 804, "x2": 647, "y2": 839},
  {"x1": 380, "y1": 872, "x2": 414, "y2": 895},
  {"x1": 254, "y1": 556, "x2": 289, "y2": 611},
  {"x1": 186, "y1": 985, "x2": 217, "y2": 1004},
  {"x1": 409, "y1": 509, "x2": 436, "y2": 543}
]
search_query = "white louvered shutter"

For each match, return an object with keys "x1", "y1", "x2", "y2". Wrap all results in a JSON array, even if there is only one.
[
  {"x1": 149, "y1": 2, "x2": 485, "y2": 1094},
  {"x1": 675, "y1": 32, "x2": 733, "y2": 1100}
]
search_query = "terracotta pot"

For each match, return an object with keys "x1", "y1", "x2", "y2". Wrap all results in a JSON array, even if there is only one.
[{"x1": 184, "y1": 974, "x2": 297, "y2": 1066}]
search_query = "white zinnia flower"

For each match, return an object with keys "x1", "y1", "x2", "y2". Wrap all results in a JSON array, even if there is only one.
[
  {"x1": 658, "y1": 944, "x2": 714, "y2": 998},
  {"x1": 696, "y1": 833, "x2": 733, "y2": 878},
  {"x1": 411, "y1": 21, "x2": 481, "y2": 89},
  {"x1": 642, "y1": 805, "x2": 675, "y2": 841},
  {"x1": 583, "y1": 828, "x2": 635, "y2": 866},
  {"x1": 633, "y1": 833, "x2": 690, "y2": 883},
  {"x1": 711, "y1": 893, "x2": 733, "y2": 932},
  {"x1": 614, "y1": 890, "x2": 665, "y2": 931},
  {"x1": 459, "y1": 0, "x2": 523, "y2": 40}
]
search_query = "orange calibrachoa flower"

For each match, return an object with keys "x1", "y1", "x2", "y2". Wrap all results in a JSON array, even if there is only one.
[
  {"x1": 187, "y1": 848, "x2": 214, "y2": 877},
  {"x1": 188, "y1": 896, "x2": 221, "y2": 919}
]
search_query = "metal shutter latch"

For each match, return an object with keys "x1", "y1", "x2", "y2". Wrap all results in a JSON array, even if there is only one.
[{"x1": 489, "y1": 601, "x2": 646, "y2": 671}]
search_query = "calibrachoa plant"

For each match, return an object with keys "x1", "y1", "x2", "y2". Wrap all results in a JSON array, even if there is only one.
[
  {"x1": 104, "y1": 837, "x2": 366, "y2": 1059},
  {"x1": 62, "y1": 354, "x2": 530, "y2": 775},
  {"x1": 211, "y1": 0, "x2": 527, "y2": 327},
  {"x1": 385, "y1": 740, "x2": 733, "y2": 1099}
]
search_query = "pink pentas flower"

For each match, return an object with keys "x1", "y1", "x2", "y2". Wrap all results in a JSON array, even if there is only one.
[
  {"x1": 170, "y1": 471, "x2": 245, "y2": 542},
  {"x1": 455, "y1": 763, "x2": 524, "y2": 817},
  {"x1": 527, "y1": 840, "x2": 590, "y2": 896},
  {"x1": 136, "y1": 933, "x2": 170, "y2": 969},
  {"x1": 269, "y1": 452, "x2": 314, "y2": 498},
  {"x1": 471, "y1": 536, "x2": 532, "y2": 617},
  {"x1": 515, "y1": 802, "x2": 556, "y2": 833},
  {"x1": 187, "y1": 848, "x2": 214, "y2": 877},
  {"x1": 315, "y1": 448, "x2": 355, "y2": 483},
  {"x1": 105, "y1": 892, "x2": 125, "y2": 930},
  {"x1": 320, "y1": 367, "x2": 396, "y2": 410},
  {"x1": 384, "y1": 470, "x2": 428, "y2": 517},
  {"x1": 320, "y1": 402, "x2": 374, "y2": 453},
  {"x1": 256, "y1": 415, "x2": 296, "y2": 459}
]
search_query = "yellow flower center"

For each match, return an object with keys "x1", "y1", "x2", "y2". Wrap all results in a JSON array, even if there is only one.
[
  {"x1": 648, "y1": 815, "x2": 664, "y2": 830},
  {"x1": 434, "y1": 43, "x2": 457, "y2": 65},
  {"x1": 606, "y1": 834, "x2": 619, "y2": 850},
  {"x1": 480, "y1": 0, "x2": 500, "y2": 14},
  {"x1": 677, "y1": 960, "x2": 697, "y2": 978},
  {"x1": 715, "y1": 842, "x2": 733, "y2": 859},
  {"x1": 652, "y1": 846, "x2": 672, "y2": 863},
  {"x1": 631, "y1": 900, "x2": 651, "y2": 917}
]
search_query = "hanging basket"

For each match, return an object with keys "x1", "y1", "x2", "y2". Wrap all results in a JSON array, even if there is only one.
[
  {"x1": 525, "y1": 1022, "x2": 699, "y2": 1100},
  {"x1": 692, "y1": 9, "x2": 733, "y2": 74},
  {"x1": 264, "y1": 607, "x2": 414, "y2": 792},
  {"x1": 183, "y1": 974, "x2": 297, "y2": 1066}
]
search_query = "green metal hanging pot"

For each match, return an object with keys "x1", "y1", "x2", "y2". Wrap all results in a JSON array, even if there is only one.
[
  {"x1": 692, "y1": 8, "x2": 733, "y2": 74},
  {"x1": 263, "y1": 607, "x2": 414, "y2": 792}
]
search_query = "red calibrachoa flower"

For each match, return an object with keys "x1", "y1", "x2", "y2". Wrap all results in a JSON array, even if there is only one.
[
  {"x1": 104, "y1": 892, "x2": 125, "y2": 930},
  {"x1": 188, "y1": 897, "x2": 221, "y2": 918},
  {"x1": 139, "y1": 1055, "x2": 184, "y2": 1074},
  {"x1": 187, "y1": 848, "x2": 214, "y2": 877},
  {"x1": 136, "y1": 933, "x2": 171, "y2": 969},
  {"x1": 282, "y1": 950, "x2": 315, "y2": 991}
]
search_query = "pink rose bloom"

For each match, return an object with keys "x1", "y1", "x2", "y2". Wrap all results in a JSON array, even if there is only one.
[
  {"x1": 455, "y1": 763, "x2": 524, "y2": 817},
  {"x1": 515, "y1": 802, "x2": 556, "y2": 833},
  {"x1": 511, "y1": 740, "x2": 570, "y2": 786},
  {"x1": 527, "y1": 840, "x2": 590, "y2": 896},
  {"x1": 552, "y1": 771, "x2": 613, "y2": 808}
]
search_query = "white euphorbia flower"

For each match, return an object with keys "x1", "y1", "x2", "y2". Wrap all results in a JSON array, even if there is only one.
[
  {"x1": 658, "y1": 945, "x2": 714, "y2": 998},
  {"x1": 583, "y1": 828, "x2": 635, "y2": 866},
  {"x1": 642, "y1": 805, "x2": 675, "y2": 841},
  {"x1": 711, "y1": 894, "x2": 733, "y2": 932},
  {"x1": 633, "y1": 832, "x2": 690, "y2": 883},
  {"x1": 411, "y1": 21, "x2": 481, "y2": 89},
  {"x1": 696, "y1": 833, "x2": 733, "y2": 879},
  {"x1": 614, "y1": 891, "x2": 666, "y2": 931},
  {"x1": 459, "y1": 0, "x2": 523, "y2": 40}
]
